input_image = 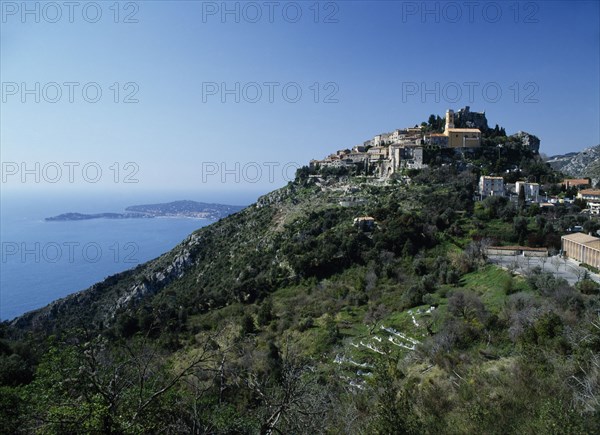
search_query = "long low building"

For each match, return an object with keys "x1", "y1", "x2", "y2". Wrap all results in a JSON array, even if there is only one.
[
  {"x1": 561, "y1": 233, "x2": 600, "y2": 269},
  {"x1": 487, "y1": 246, "x2": 548, "y2": 257},
  {"x1": 563, "y1": 178, "x2": 590, "y2": 189},
  {"x1": 578, "y1": 189, "x2": 600, "y2": 201}
]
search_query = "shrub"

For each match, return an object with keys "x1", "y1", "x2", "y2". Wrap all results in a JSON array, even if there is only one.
[
  {"x1": 578, "y1": 279, "x2": 600, "y2": 295},
  {"x1": 533, "y1": 312, "x2": 563, "y2": 342},
  {"x1": 402, "y1": 285, "x2": 426, "y2": 309},
  {"x1": 581, "y1": 263, "x2": 600, "y2": 274},
  {"x1": 448, "y1": 291, "x2": 487, "y2": 323},
  {"x1": 241, "y1": 314, "x2": 256, "y2": 335},
  {"x1": 257, "y1": 299, "x2": 274, "y2": 326},
  {"x1": 297, "y1": 317, "x2": 314, "y2": 332},
  {"x1": 501, "y1": 275, "x2": 514, "y2": 294}
]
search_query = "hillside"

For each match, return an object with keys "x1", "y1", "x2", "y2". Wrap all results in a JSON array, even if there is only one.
[
  {"x1": 547, "y1": 145, "x2": 600, "y2": 186},
  {"x1": 10, "y1": 175, "x2": 440, "y2": 336},
  {"x1": 2, "y1": 129, "x2": 600, "y2": 433}
]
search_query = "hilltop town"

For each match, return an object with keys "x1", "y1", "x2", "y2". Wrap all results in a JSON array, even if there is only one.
[
  {"x1": 310, "y1": 106, "x2": 599, "y2": 217},
  {"x1": 309, "y1": 107, "x2": 600, "y2": 271},
  {"x1": 310, "y1": 106, "x2": 539, "y2": 177}
]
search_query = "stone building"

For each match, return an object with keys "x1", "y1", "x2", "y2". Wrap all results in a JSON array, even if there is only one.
[
  {"x1": 479, "y1": 176, "x2": 505, "y2": 197},
  {"x1": 516, "y1": 181, "x2": 540, "y2": 202},
  {"x1": 311, "y1": 107, "x2": 509, "y2": 177},
  {"x1": 578, "y1": 189, "x2": 600, "y2": 201},
  {"x1": 444, "y1": 110, "x2": 482, "y2": 148},
  {"x1": 562, "y1": 233, "x2": 600, "y2": 269}
]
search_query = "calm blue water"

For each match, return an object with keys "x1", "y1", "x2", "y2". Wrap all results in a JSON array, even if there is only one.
[{"x1": 0, "y1": 190, "x2": 259, "y2": 320}]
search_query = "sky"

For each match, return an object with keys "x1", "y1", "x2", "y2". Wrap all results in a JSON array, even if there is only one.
[{"x1": 1, "y1": 0, "x2": 599, "y2": 197}]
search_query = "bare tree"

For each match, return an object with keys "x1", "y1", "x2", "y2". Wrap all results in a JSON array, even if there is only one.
[
  {"x1": 365, "y1": 304, "x2": 389, "y2": 334},
  {"x1": 575, "y1": 266, "x2": 589, "y2": 283},
  {"x1": 466, "y1": 238, "x2": 492, "y2": 265},
  {"x1": 245, "y1": 342, "x2": 331, "y2": 435},
  {"x1": 516, "y1": 256, "x2": 523, "y2": 273},
  {"x1": 507, "y1": 253, "x2": 519, "y2": 275},
  {"x1": 42, "y1": 329, "x2": 225, "y2": 433},
  {"x1": 552, "y1": 256, "x2": 562, "y2": 273},
  {"x1": 365, "y1": 269, "x2": 378, "y2": 292},
  {"x1": 127, "y1": 337, "x2": 220, "y2": 426},
  {"x1": 448, "y1": 291, "x2": 487, "y2": 323},
  {"x1": 571, "y1": 315, "x2": 600, "y2": 415}
]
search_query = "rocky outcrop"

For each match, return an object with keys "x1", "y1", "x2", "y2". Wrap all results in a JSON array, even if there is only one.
[
  {"x1": 113, "y1": 250, "x2": 195, "y2": 315},
  {"x1": 511, "y1": 131, "x2": 541, "y2": 152},
  {"x1": 256, "y1": 184, "x2": 295, "y2": 208},
  {"x1": 548, "y1": 145, "x2": 600, "y2": 185},
  {"x1": 455, "y1": 106, "x2": 489, "y2": 131}
]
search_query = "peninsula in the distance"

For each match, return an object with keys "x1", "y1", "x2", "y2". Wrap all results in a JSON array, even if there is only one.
[{"x1": 45, "y1": 200, "x2": 245, "y2": 222}]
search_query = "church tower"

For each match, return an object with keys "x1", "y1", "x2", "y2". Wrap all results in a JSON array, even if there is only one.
[{"x1": 444, "y1": 109, "x2": 455, "y2": 135}]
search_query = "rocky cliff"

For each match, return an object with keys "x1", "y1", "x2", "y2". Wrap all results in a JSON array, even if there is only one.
[{"x1": 547, "y1": 144, "x2": 600, "y2": 186}]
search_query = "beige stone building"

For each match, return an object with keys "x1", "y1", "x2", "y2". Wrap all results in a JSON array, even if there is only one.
[
  {"x1": 561, "y1": 233, "x2": 600, "y2": 269},
  {"x1": 578, "y1": 189, "x2": 600, "y2": 201},
  {"x1": 446, "y1": 128, "x2": 482, "y2": 148},
  {"x1": 444, "y1": 110, "x2": 481, "y2": 148}
]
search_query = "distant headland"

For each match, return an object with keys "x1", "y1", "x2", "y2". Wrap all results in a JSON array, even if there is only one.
[{"x1": 45, "y1": 200, "x2": 245, "y2": 222}]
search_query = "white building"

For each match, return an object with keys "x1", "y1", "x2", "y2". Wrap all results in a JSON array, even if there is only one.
[
  {"x1": 479, "y1": 176, "x2": 505, "y2": 197},
  {"x1": 578, "y1": 189, "x2": 600, "y2": 201},
  {"x1": 516, "y1": 181, "x2": 540, "y2": 202},
  {"x1": 589, "y1": 202, "x2": 600, "y2": 215},
  {"x1": 578, "y1": 189, "x2": 600, "y2": 214},
  {"x1": 372, "y1": 133, "x2": 392, "y2": 146},
  {"x1": 389, "y1": 129, "x2": 408, "y2": 144}
]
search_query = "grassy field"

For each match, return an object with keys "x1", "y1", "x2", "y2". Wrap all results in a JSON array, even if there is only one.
[{"x1": 458, "y1": 264, "x2": 531, "y2": 313}]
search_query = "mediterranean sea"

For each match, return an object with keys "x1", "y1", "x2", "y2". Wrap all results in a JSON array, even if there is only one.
[{"x1": 0, "y1": 190, "x2": 257, "y2": 320}]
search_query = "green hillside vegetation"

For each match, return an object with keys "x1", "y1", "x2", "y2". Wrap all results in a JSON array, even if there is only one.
[{"x1": 1, "y1": 144, "x2": 600, "y2": 433}]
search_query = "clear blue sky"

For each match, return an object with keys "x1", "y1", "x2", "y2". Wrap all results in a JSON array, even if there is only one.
[{"x1": 1, "y1": 0, "x2": 599, "y2": 196}]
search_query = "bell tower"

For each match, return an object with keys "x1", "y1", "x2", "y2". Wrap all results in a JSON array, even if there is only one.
[{"x1": 445, "y1": 109, "x2": 455, "y2": 134}]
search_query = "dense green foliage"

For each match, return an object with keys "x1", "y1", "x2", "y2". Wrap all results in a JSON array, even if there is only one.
[{"x1": 2, "y1": 151, "x2": 600, "y2": 433}]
